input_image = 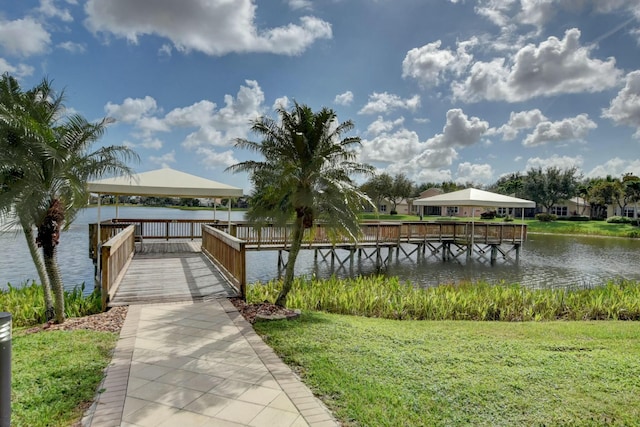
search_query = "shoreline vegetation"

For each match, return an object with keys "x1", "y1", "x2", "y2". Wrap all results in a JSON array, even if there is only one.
[{"x1": 5, "y1": 214, "x2": 640, "y2": 426}]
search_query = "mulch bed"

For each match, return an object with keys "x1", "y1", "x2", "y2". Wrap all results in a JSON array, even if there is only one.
[
  {"x1": 22, "y1": 297, "x2": 299, "y2": 334},
  {"x1": 23, "y1": 306, "x2": 128, "y2": 334},
  {"x1": 229, "y1": 297, "x2": 300, "y2": 323}
]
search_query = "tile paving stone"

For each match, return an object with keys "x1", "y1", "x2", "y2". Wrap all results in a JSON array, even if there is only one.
[{"x1": 84, "y1": 300, "x2": 338, "y2": 426}]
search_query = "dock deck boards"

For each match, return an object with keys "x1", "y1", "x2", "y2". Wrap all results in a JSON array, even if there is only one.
[{"x1": 109, "y1": 241, "x2": 237, "y2": 306}]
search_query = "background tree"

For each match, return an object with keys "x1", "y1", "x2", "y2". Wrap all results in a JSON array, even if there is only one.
[
  {"x1": 360, "y1": 173, "x2": 392, "y2": 211},
  {"x1": 490, "y1": 172, "x2": 525, "y2": 198},
  {"x1": 384, "y1": 173, "x2": 414, "y2": 214},
  {"x1": 0, "y1": 74, "x2": 137, "y2": 323},
  {"x1": 622, "y1": 173, "x2": 640, "y2": 219},
  {"x1": 228, "y1": 102, "x2": 374, "y2": 306},
  {"x1": 523, "y1": 166, "x2": 580, "y2": 213}
]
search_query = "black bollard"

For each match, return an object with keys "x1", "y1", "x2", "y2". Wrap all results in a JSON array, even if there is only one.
[{"x1": 0, "y1": 312, "x2": 11, "y2": 427}]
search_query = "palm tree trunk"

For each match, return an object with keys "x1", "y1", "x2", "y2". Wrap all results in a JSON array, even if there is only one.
[
  {"x1": 43, "y1": 246, "x2": 66, "y2": 324},
  {"x1": 275, "y1": 217, "x2": 304, "y2": 307},
  {"x1": 22, "y1": 224, "x2": 55, "y2": 321}
]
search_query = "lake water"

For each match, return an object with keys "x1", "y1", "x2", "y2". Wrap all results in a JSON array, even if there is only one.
[{"x1": 1, "y1": 206, "x2": 640, "y2": 292}]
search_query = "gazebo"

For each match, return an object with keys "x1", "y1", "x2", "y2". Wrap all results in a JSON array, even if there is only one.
[
  {"x1": 413, "y1": 188, "x2": 536, "y2": 244},
  {"x1": 88, "y1": 167, "x2": 244, "y2": 220}
]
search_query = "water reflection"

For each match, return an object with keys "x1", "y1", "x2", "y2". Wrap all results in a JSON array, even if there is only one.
[{"x1": 2, "y1": 207, "x2": 640, "y2": 292}]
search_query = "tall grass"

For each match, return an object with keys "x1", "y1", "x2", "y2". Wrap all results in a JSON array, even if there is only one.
[
  {"x1": 248, "y1": 276, "x2": 640, "y2": 321},
  {"x1": 1, "y1": 282, "x2": 102, "y2": 327}
]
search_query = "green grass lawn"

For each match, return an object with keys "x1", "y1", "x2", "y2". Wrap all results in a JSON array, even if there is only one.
[
  {"x1": 524, "y1": 219, "x2": 639, "y2": 237},
  {"x1": 255, "y1": 313, "x2": 640, "y2": 427},
  {"x1": 11, "y1": 329, "x2": 117, "y2": 427}
]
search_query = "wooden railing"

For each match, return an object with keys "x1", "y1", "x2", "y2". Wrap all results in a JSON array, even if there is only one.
[
  {"x1": 100, "y1": 225, "x2": 135, "y2": 309},
  {"x1": 89, "y1": 218, "x2": 223, "y2": 261},
  {"x1": 215, "y1": 220, "x2": 527, "y2": 247},
  {"x1": 201, "y1": 225, "x2": 246, "y2": 298}
]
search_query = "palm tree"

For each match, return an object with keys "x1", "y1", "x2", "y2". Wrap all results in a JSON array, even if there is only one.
[
  {"x1": 0, "y1": 74, "x2": 57, "y2": 319},
  {"x1": 227, "y1": 102, "x2": 374, "y2": 306},
  {"x1": 0, "y1": 73, "x2": 138, "y2": 323}
]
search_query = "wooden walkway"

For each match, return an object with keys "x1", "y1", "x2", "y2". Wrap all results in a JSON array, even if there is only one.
[{"x1": 109, "y1": 241, "x2": 237, "y2": 307}]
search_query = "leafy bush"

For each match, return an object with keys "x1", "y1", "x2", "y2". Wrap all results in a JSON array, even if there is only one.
[
  {"x1": 567, "y1": 215, "x2": 590, "y2": 221},
  {"x1": 248, "y1": 276, "x2": 640, "y2": 321},
  {"x1": 607, "y1": 216, "x2": 631, "y2": 224},
  {"x1": 480, "y1": 210, "x2": 496, "y2": 219},
  {"x1": 536, "y1": 213, "x2": 557, "y2": 222},
  {"x1": 1, "y1": 282, "x2": 102, "y2": 327},
  {"x1": 502, "y1": 216, "x2": 514, "y2": 222},
  {"x1": 390, "y1": 210, "x2": 398, "y2": 215}
]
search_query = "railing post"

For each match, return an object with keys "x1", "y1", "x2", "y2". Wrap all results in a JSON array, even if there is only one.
[
  {"x1": 0, "y1": 312, "x2": 11, "y2": 427},
  {"x1": 101, "y1": 245, "x2": 110, "y2": 310}
]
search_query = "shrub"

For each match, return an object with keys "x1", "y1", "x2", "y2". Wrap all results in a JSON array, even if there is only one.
[
  {"x1": 567, "y1": 215, "x2": 590, "y2": 221},
  {"x1": 1, "y1": 282, "x2": 102, "y2": 327},
  {"x1": 607, "y1": 216, "x2": 631, "y2": 224},
  {"x1": 390, "y1": 210, "x2": 398, "y2": 215},
  {"x1": 503, "y1": 216, "x2": 514, "y2": 222},
  {"x1": 536, "y1": 213, "x2": 557, "y2": 222},
  {"x1": 480, "y1": 210, "x2": 496, "y2": 219}
]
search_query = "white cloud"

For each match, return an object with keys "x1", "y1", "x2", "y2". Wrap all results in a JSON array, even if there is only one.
[
  {"x1": 587, "y1": 157, "x2": 640, "y2": 178},
  {"x1": 334, "y1": 90, "x2": 354, "y2": 106},
  {"x1": 287, "y1": 0, "x2": 312, "y2": 10},
  {"x1": 402, "y1": 38, "x2": 476, "y2": 86},
  {"x1": 522, "y1": 114, "x2": 597, "y2": 147},
  {"x1": 0, "y1": 18, "x2": 51, "y2": 56},
  {"x1": 525, "y1": 154, "x2": 584, "y2": 171},
  {"x1": 84, "y1": 0, "x2": 332, "y2": 56},
  {"x1": 158, "y1": 44, "x2": 172, "y2": 56},
  {"x1": 478, "y1": 1, "x2": 640, "y2": 31},
  {"x1": 602, "y1": 70, "x2": 640, "y2": 137},
  {"x1": 140, "y1": 138, "x2": 163, "y2": 150},
  {"x1": 149, "y1": 150, "x2": 176, "y2": 168},
  {"x1": 492, "y1": 109, "x2": 547, "y2": 140},
  {"x1": 165, "y1": 100, "x2": 217, "y2": 128},
  {"x1": 360, "y1": 128, "x2": 423, "y2": 164},
  {"x1": 456, "y1": 162, "x2": 494, "y2": 185},
  {"x1": 358, "y1": 92, "x2": 421, "y2": 115},
  {"x1": 273, "y1": 96, "x2": 289, "y2": 111},
  {"x1": 105, "y1": 95, "x2": 159, "y2": 123},
  {"x1": 0, "y1": 58, "x2": 34, "y2": 78},
  {"x1": 57, "y1": 41, "x2": 86, "y2": 53},
  {"x1": 427, "y1": 109, "x2": 489, "y2": 149},
  {"x1": 195, "y1": 147, "x2": 238, "y2": 170},
  {"x1": 366, "y1": 116, "x2": 405, "y2": 136},
  {"x1": 177, "y1": 80, "x2": 265, "y2": 148},
  {"x1": 38, "y1": 0, "x2": 74, "y2": 22},
  {"x1": 452, "y1": 29, "x2": 622, "y2": 103}
]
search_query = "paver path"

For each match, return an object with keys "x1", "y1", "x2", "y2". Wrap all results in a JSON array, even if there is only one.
[{"x1": 82, "y1": 300, "x2": 338, "y2": 427}]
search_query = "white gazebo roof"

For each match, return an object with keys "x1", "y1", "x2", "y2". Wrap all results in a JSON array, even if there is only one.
[
  {"x1": 413, "y1": 188, "x2": 535, "y2": 208},
  {"x1": 87, "y1": 168, "x2": 243, "y2": 198}
]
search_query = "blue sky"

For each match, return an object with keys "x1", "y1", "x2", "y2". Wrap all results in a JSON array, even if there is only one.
[{"x1": 3, "y1": 0, "x2": 640, "y2": 193}]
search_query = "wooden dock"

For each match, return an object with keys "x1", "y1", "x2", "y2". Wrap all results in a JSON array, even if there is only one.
[
  {"x1": 108, "y1": 241, "x2": 237, "y2": 307},
  {"x1": 93, "y1": 220, "x2": 529, "y2": 307}
]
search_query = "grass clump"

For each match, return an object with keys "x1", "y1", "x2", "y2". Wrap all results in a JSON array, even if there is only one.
[
  {"x1": 255, "y1": 313, "x2": 640, "y2": 426},
  {"x1": 248, "y1": 276, "x2": 640, "y2": 321},
  {"x1": 1, "y1": 282, "x2": 102, "y2": 327},
  {"x1": 12, "y1": 329, "x2": 117, "y2": 427}
]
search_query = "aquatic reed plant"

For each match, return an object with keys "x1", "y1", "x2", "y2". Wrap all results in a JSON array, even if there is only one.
[
  {"x1": 1, "y1": 282, "x2": 102, "y2": 327},
  {"x1": 247, "y1": 276, "x2": 640, "y2": 321}
]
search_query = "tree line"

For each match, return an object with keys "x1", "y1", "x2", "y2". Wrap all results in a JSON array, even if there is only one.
[{"x1": 360, "y1": 167, "x2": 640, "y2": 218}]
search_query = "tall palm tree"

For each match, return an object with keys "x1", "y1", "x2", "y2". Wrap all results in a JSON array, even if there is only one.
[
  {"x1": 0, "y1": 73, "x2": 138, "y2": 323},
  {"x1": 228, "y1": 102, "x2": 374, "y2": 306},
  {"x1": 0, "y1": 74, "x2": 57, "y2": 319}
]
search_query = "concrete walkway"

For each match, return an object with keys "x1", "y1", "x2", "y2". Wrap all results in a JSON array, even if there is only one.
[{"x1": 82, "y1": 299, "x2": 338, "y2": 427}]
